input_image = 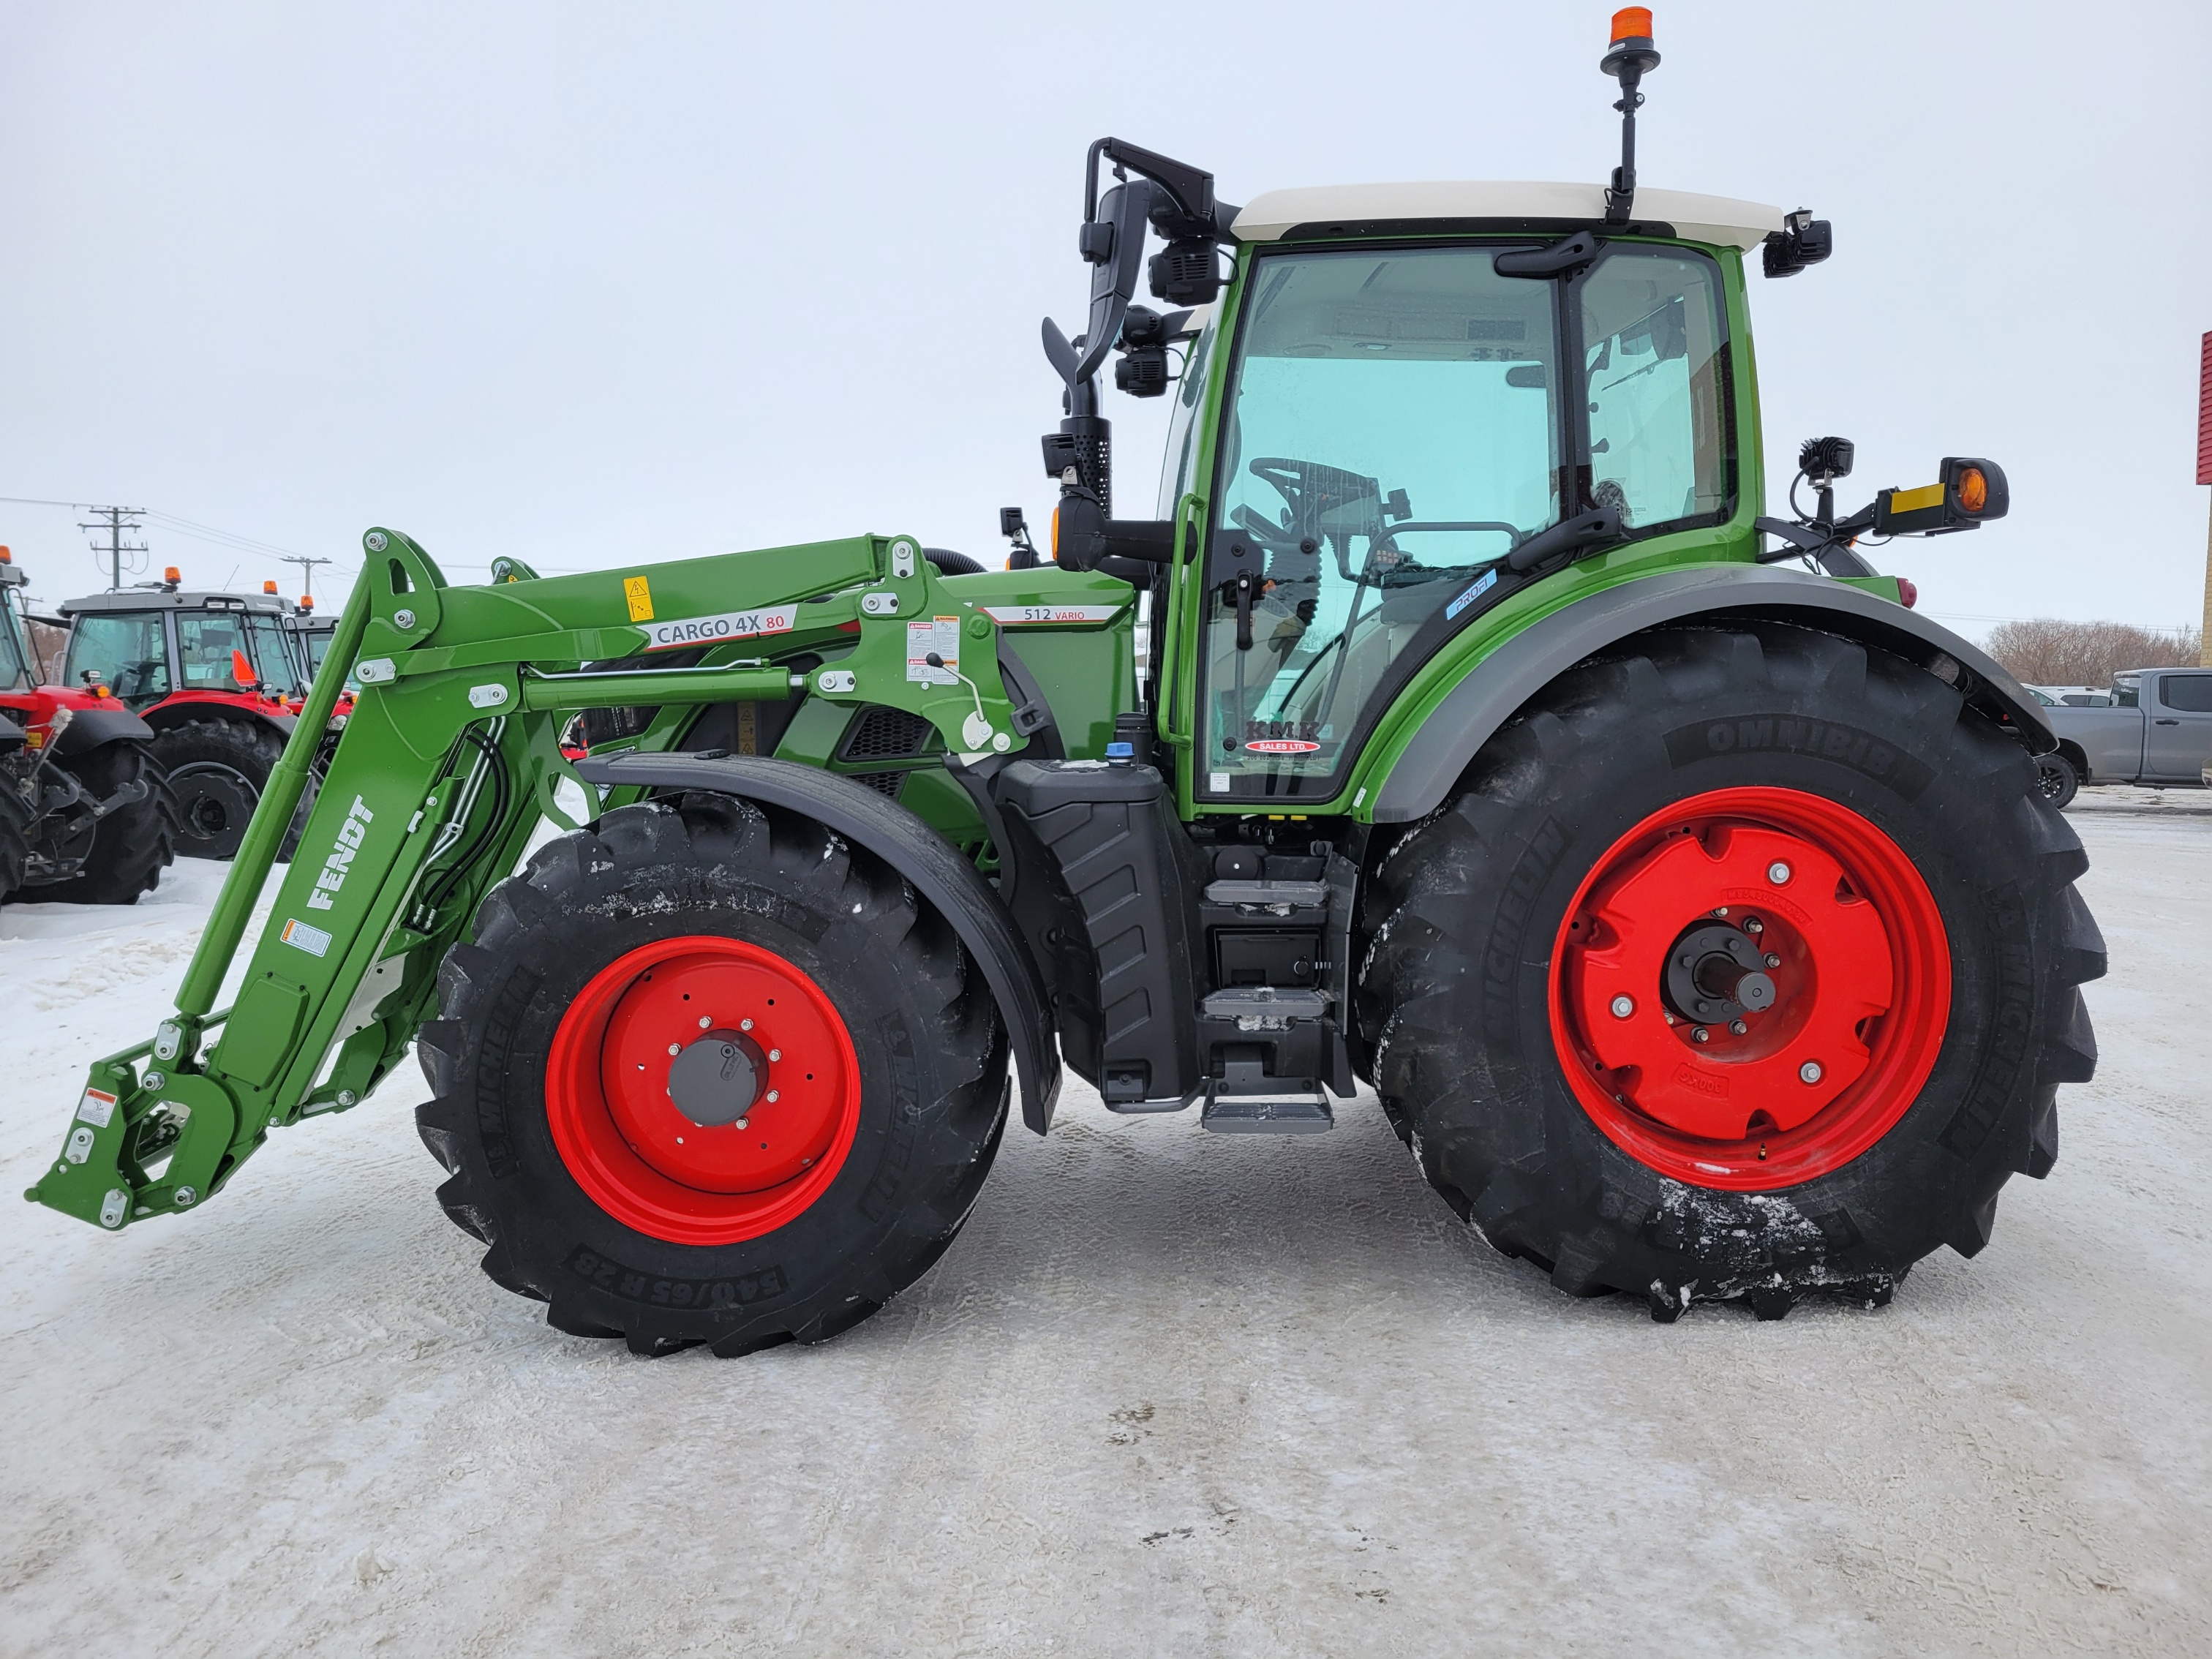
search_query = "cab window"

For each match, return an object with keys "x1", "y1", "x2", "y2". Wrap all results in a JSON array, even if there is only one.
[{"x1": 1577, "y1": 249, "x2": 1731, "y2": 529}]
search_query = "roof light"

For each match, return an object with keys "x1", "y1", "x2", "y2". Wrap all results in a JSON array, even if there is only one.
[
  {"x1": 298, "y1": 595, "x2": 314, "y2": 610},
  {"x1": 263, "y1": 579, "x2": 279, "y2": 594},
  {"x1": 1610, "y1": 7, "x2": 1653, "y2": 44},
  {"x1": 163, "y1": 566, "x2": 181, "y2": 584},
  {"x1": 0, "y1": 545, "x2": 11, "y2": 563}
]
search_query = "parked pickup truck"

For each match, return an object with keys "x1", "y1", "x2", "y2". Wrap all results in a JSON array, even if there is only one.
[{"x1": 2033, "y1": 666, "x2": 2212, "y2": 805}]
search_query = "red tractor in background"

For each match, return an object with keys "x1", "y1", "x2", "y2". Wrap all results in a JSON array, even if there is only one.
[
  {"x1": 0, "y1": 547, "x2": 178, "y2": 903},
  {"x1": 57, "y1": 570, "x2": 319, "y2": 859}
]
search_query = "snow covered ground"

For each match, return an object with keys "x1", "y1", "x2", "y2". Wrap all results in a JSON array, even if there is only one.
[{"x1": 2, "y1": 804, "x2": 2208, "y2": 1658}]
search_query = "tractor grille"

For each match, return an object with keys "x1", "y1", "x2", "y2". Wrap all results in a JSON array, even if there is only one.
[{"x1": 838, "y1": 705, "x2": 935, "y2": 762}]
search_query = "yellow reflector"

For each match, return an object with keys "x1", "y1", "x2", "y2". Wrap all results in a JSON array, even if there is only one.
[
  {"x1": 1050, "y1": 505, "x2": 1061, "y2": 562},
  {"x1": 1888, "y1": 483, "x2": 1946, "y2": 515},
  {"x1": 1957, "y1": 467, "x2": 1988, "y2": 513}
]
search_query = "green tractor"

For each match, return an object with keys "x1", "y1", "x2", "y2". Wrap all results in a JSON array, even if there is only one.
[{"x1": 28, "y1": 12, "x2": 2101, "y2": 1347}]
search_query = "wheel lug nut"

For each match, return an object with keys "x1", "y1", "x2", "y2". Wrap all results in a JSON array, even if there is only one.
[
  {"x1": 766, "y1": 1090, "x2": 780, "y2": 1103},
  {"x1": 1692, "y1": 1026, "x2": 1710, "y2": 1042},
  {"x1": 699, "y1": 1015, "x2": 712, "y2": 1028},
  {"x1": 740, "y1": 1018, "x2": 754, "y2": 1031},
  {"x1": 1767, "y1": 861, "x2": 1793, "y2": 885},
  {"x1": 1764, "y1": 952, "x2": 1782, "y2": 969},
  {"x1": 735, "y1": 1116, "x2": 748, "y2": 1129},
  {"x1": 666, "y1": 1043, "x2": 680, "y2": 1056},
  {"x1": 1712, "y1": 906, "x2": 1728, "y2": 918},
  {"x1": 1609, "y1": 995, "x2": 1635, "y2": 1019},
  {"x1": 1743, "y1": 917, "x2": 1764, "y2": 935},
  {"x1": 1799, "y1": 1060, "x2": 1824, "y2": 1084},
  {"x1": 768, "y1": 1048, "x2": 782, "y2": 1061},
  {"x1": 1730, "y1": 1019, "x2": 1748, "y2": 1035}
]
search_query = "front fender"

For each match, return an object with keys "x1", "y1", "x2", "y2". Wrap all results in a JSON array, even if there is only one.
[
  {"x1": 141, "y1": 696, "x2": 296, "y2": 742},
  {"x1": 1371, "y1": 564, "x2": 2052, "y2": 823},
  {"x1": 573, "y1": 751, "x2": 1064, "y2": 1135},
  {"x1": 50, "y1": 704, "x2": 157, "y2": 755}
]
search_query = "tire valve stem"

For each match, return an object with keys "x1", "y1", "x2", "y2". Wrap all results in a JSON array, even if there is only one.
[{"x1": 1758, "y1": 1142, "x2": 1769, "y2": 1160}]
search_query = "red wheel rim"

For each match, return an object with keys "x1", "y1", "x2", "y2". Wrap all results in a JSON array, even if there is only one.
[
  {"x1": 546, "y1": 936, "x2": 862, "y2": 1244},
  {"x1": 1548, "y1": 787, "x2": 1949, "y2": 1190}
]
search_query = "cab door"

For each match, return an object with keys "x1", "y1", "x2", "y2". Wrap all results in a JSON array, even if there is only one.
[{"x1": 2144, "y1": 670, "x2": 2212, "y2": 779}]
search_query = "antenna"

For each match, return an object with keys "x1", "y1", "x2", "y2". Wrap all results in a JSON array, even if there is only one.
[
  {"x1": 77, "y1": 504, "x2": 148, "y2": 591},
  {"x1": 1600, "y1": 9, "x2": 1663, "y2": 227},
  {"x1": 281, "y1": 552, "x2": 334, "y2": 602}
]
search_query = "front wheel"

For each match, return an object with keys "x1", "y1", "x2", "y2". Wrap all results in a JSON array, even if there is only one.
[
  {"x1": 151, "y1": 718, "x2": 281, "y2": 859},
  {"x1": 1358, "y1": 624, "x2": 2106, "y2": 1320},
  {"x1": 415, "y1": 795, "x2": 1008, "y2": 1355}
]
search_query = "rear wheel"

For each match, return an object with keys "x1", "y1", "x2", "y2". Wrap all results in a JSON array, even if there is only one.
[
  {"x1": 152, "y1": 718, "x2": 282, "y2": 859},
  {"x1": 416, "y1": 794, "x2": 1009, "y2": 1355},
  {"x1": 1358, "y1": 624, "x2": 2105, "y2": 1320},
  {"x1": 30, "y1": 740, "x2": 178, "y2": 905}
]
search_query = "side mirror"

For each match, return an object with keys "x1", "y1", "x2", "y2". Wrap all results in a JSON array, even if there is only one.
[{"x1": 231, "y1": 649, "x2": 258, "y2": 691}]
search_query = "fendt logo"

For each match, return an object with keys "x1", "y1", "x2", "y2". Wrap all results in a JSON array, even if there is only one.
[{"x1": 304, "y1": 796, "x2": 376, "y2": 911}]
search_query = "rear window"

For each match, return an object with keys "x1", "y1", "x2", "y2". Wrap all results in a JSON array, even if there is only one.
[
  {"x1": 2161, "y1": 673, "x2": 2212, "y2": 713},
  {"x1": 2113, "y1": 675, "x2": 2140, "y2": 709}
]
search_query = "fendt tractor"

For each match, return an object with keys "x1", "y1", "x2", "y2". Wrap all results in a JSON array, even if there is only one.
[
  {"x1": 1, "y1": 547, "x2": 179, "y2": 905},
  {"x1": 29, "y1": 13, "x2": 2104, "y2": 1350},
  {"x1": 57, "y1": 571, "x2": 316, "y2": 859}
]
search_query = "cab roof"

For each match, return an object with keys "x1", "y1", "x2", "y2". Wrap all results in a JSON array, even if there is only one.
[
  {"x1": 60, "y1": 589, "x2": 293, "y2": 617},
  {"x1": 1230, "y1": 181, "x2": 1785, "y2": 251}
]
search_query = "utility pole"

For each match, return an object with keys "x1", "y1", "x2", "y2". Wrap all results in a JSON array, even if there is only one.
[
  {"x1": 77, "y1": 505, "x2": 148, "y2": 591},
  {"x1": 280, "y1": 553, "x2": 334, "y2": 603},
  {"x1": 2199, "y1": 331, "x2": 2211, "y2": 666}
]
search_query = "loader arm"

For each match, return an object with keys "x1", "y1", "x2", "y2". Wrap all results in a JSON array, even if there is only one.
[{"x1": 28, "y1": 526, "x2": 1039, "y2": 1231}]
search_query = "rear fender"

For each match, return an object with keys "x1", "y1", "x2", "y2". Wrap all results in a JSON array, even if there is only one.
[
  {"x1": 141, "y1": 694, "x2": 296, "y2": 742},
  {"x1": 573, "y1": 751, "x2": 1064, "y2": 1134},
  {"x1": 1371, "y1": 565, "x2": 2053, "y2": 823}
]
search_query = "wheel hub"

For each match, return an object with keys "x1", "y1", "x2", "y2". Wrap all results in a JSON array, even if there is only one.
[
  {"x1": 666, "y1": 1030, "x2": 764, "y2": 1127},
  {"x1": 1550, "y1": 787, "x2": 1950, "y2": 1190}
]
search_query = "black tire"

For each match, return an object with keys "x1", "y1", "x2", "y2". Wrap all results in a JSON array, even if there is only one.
[
  {"x1": 415, "y1": 794, "x2": 1009, "y2": 1356},
  {"x1": 152, "y1": 718, "x2": 282, "y2": 859},
  {"x1": 0, "y1": 773, "x2": 30, "y2": 901},
  {"x1": 30, "y1": 740, "x2": 179, "y2": 905},
  {"x1": 1358, "y1": 623, "x2": 2106, "y2": 1320},
  {"x1": 2034, "y1": 749, "x2": 2080, "y2": 810}
]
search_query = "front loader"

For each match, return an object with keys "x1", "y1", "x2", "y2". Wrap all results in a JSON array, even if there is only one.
[{"x1": 28, "y1": 11, "x2": 2103, "y2": 1347}]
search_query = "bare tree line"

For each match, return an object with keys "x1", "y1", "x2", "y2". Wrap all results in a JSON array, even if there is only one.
[{"x1": 1982, "y1": 618, "x2": 2203, "y2": 688}]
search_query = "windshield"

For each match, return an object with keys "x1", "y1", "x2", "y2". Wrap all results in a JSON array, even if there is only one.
[
  {"x1": 64, "y1": 612, "x2": 171, "y2": 701},
  {"x1": 0, "y1": 595, "x2": 30, "y2": 690},
  {"x1": 1196, "y1": 244, "x2": 1559, "y2": 794}
]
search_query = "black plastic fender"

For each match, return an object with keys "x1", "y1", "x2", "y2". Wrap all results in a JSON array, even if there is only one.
[
  {"x1": 574, "y1": 750, "x2": 1064, "y2": 1134},
  {"x1": 1372, "y1": 564, "x2": 2055, "y2": 823},
  {"x1": 49, "y1": 704, "x2": 157, "y2": 755}
]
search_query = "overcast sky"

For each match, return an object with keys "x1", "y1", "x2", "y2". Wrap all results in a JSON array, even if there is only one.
[{"x1": 4, "y1": 1, "x2": 2207, "y2": 642}]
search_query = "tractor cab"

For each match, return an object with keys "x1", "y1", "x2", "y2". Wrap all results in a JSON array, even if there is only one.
[{"x1": 59, "y1": 575, "x2": 306, "y2": 710}]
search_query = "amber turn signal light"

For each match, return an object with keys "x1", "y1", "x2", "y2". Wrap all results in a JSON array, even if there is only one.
[{"x1": 1955, "y1": 467, "x2": 1988, "y2": 514}]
